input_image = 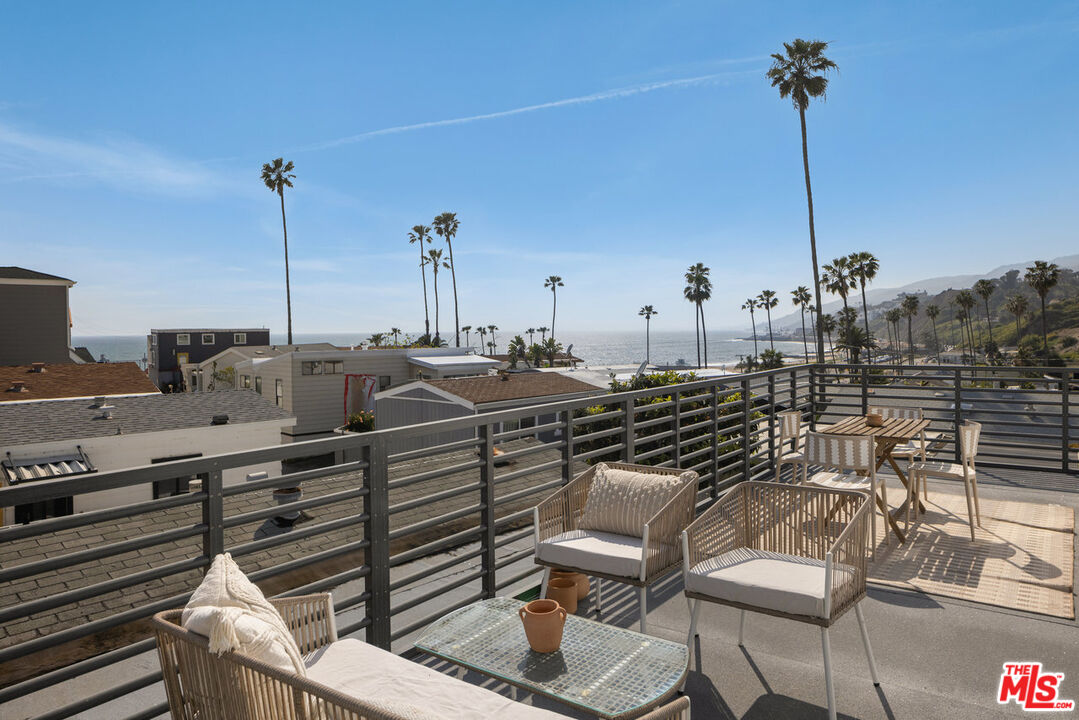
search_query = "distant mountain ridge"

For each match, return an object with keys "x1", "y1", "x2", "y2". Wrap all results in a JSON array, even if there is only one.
[{"x1": 767, "y1": 253, "x2": 1079, "y2": 330}]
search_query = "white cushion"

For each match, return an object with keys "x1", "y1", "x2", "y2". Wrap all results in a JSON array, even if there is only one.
[
  {"x1": 807, "y1": 470, "x2": 870, "y2": 491},
  {"x1": 306, "y1": 638, "x2": 565, "y2": 719},
  {"x1": 536, "y1": 530, "x2": 643, "y2": 578},
  {"x1": 181, "y1": 553, "x2": 305, "y2": 676},
  {"x1": 577, "y1": 463, "x2": 695, "y2": 538},
  {"x1": 686, "y1": 548, "x2": 855, "y2": 619}
]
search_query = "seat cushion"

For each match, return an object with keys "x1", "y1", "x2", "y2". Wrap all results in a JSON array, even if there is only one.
[
  {"x1": 807, "y1": 471, "x2": 870, "y2": 491},
  {"x1": 306, "y1": 638, "x2": 565, "y2": 719},
  {"x1": 913, "y1": 461, "x2": 965, "y2": 478},
  {"x1": 779, "y1": 451, "x2": 805, "y2": 462},
  {"x1": 536, "y1": 530, "x2": 643, "y2": 578},
  {"x1": 577, "y1": 463, "x2": 695, "y2": 538},
  {"x1": 686, "y1": 548, "x2": 855, "y2": 619}
]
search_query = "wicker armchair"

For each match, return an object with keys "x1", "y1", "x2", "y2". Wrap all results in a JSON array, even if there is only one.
[
  {"x1": 682, "y1": 481, "x2": 879, "y2": 720},
  {"x1": 153, "y1": 593, "x2": 690, "y2": 720},
  {"x1": 533, "y1": 462, "x2": 698, "y2": 633}
]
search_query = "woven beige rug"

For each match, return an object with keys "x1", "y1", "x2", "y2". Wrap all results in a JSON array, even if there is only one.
[{"x1": 868, "y1": 489, "x2": 1075, "y2": 619}]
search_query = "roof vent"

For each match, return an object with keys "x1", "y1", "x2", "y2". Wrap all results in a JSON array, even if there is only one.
[
  {"x1": 7, "y1": 381, "x2": 27, "y2": 393},
  {"x1": 93, "y1": 396, "x2": 107, "y2": 407},
  {"x1": 211, "y1": 414, "x2": 229, "y2": 426},
  {"x1": 30, "y1": 362, "x2": 46, "y2": 373},
  {"x1": 97, "y1": 404, "x2": 115, "y2": 419}
]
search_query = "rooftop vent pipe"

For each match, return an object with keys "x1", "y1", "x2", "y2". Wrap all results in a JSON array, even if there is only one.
[
  {"x1": 30, "y1": 362, "x2": 45, "y2": 373},
  {"x1": 93, "y1": 396, "x2": 107, "y2": 407},
  {"x1": 98, "y1": 404, "x2": 115, "y2": 420},
  {"x1": 211, "y1": 414, "x2": 229, "y2": 425},
  {"x1": 8, "y1": 381, "x2": 26, "y2": 392}
]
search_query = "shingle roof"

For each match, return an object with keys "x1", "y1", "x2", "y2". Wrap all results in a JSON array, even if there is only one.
[
  {"x1": 0, "y1": 267, "x2": 74, "y2": 283},
  {"x1": 0, "y1": 362, "x2": 160, "y2": 402},
  {"x1": 0, "y1": 390, "x2": 295, "y2": 446},
  {"x1": 427, "y1": 372, "x2": 603, "y2": 405}
]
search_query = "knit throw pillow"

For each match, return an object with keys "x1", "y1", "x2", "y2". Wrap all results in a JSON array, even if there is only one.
[
  {"x1": 181, "y1": 553, "x2": 306, "y2": 676},
  {"x1": 577, "y1": 463, "x2": 695, "y2": 538}
]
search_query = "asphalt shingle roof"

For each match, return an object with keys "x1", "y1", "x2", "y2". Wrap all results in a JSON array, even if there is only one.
[
  {"x1": 427, "y1": 372, "x2": 603, "y2": 405},
  {"x1": 0, "y1": 362, "x2": 159, "y2": 402},
  {"x1": 0, "y1": 267, "x2": 74, "y2": 282},
  {"x1": 0, "y1": 390, "x2": 295, "y2": 446}
]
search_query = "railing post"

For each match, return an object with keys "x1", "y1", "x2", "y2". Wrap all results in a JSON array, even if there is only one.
[
  {"x1": 861, "y1": 366, "x2": 869, "y2": 415},
  {"x1": 671, "y1": 390, "x2": 682, "y2": 467},
  {"x1": 710, "y1": 384, "x2": 720, "y2": 499},
  {"x1": 809, "y1": 365, "x2": 818, "y2": 431},
  {"x1": 767, "y1": 373, "x2": 776, "y2": 476},
  {"x1": 202, "y1": 468, "x2": 224, "y2": 560},
  {"x1": 364, "y1": 438, "x2": 391, "y2": 649},
  {"x1": 561, "y1": 408, "x2": 575, "y2": 482},
  {"x1": 741, "y1": 378, "x2": 752, "y2": 482},
  {"x1": 790, "y1": 369, "x2": 798, "y2": 415},
  {"x1": 479, "y1": 424, "x2": 497, "y2": 598},
  {"x1": 953, "y1": 368, "x2": 963, "y2": 464},
  {"x1": 623, "y1": 397, "x2": 636, "y2": 463},
  {"x1": 1062, "y1": 372, "x2": 1071, "y2": 474}
]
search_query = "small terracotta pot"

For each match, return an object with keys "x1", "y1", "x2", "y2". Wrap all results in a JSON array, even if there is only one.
[
  {"x1": 866, "y1": 413, "x2": 884, "y2": 427},
  {"x1": 519, "y1": 599, "x2": 567, "y2": 653},
  {"x1": 550, "y1": 570, "x2": 589, "y2": 601},
  {"x1": 546, "y1": 577, "x2": 578, "y2": 614}
]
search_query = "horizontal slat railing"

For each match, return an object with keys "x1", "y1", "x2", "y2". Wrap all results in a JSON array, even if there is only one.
[{"x1": 0, "y1": 361, "x2": 1073, "y2": 719}]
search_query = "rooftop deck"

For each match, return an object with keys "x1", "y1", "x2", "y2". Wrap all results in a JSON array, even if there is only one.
[{"x1": 0, "y1": 363, "x2": 1075, "y2": 719}]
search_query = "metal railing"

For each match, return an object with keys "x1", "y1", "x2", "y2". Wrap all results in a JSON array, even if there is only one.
[{"x1": 0, "y1": 362, "x2": 1072, "y2": 719}]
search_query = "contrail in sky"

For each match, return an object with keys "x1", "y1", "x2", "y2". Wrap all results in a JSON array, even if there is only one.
[{"x1": 296, "y1": 68, "x2": 760, "y2": 152}]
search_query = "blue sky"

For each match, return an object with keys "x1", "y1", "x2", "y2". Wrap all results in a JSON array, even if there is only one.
[{"x1": 1, "y1": 1, "x2": 1077, "y2": 336}]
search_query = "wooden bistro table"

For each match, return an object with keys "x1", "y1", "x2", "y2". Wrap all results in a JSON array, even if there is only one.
[{"x1": 819, "y1": 415, "x2": 930, "y2": 543}]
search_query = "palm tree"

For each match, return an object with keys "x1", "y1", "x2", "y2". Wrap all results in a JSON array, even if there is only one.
[
  {"x1": 462, "y1": 325, "x2": 473, "y2": 346},
  {"x1": 408, "y1": 225, "x2": 433, "y2": 337},
  {"x1": 542, "y1": 337, "x2": 563, "y2": 367},
  {"x1": 954, "y1": 304, "x2": 971, "y2": 362},
  {"x1": 885, "y1": 308, "x2": 902, "y2": 359},
  {"x1": 390, "y1": 327, "x2": 401, "y2": 346},
  {"x1": 973, "y1": 278, "x2": 996, "y2": 345},
  {"x1": 538, "y1": 326, "x2": 549, "y2": 342},
  {"x1": 261, "y1": 158, "x2": 297, "y2": 344},
  {"x1": 742, "y1": 299, "x2": 760, "y2": 358},
  {"x1": 433, "y1": 212, "x2": 461, "y2": 346},
  {"x1": 821, "y1": 256, "x2": 855, "y2": 314},
  {"x1": 1005, "y1": 294, "x2": 1028, "y2": 345},
  {"x1": 685, "y1": 263, "x2": 712, "y2": 368},
  {"x1": 925, "y1": 305, "x2": 941, "y2": 362},
  {"x1": 508, "y1": 335, "x2": 529, "y2": 368},
  {"x1": 544, "y1": 276, "x2": 564, "y2": 341},
  {"x1": 792, "y1": 286, "x2": 812, "y2": 362},
  {"x1": 638, "y1": 305, "x2": 658, "y2": 365},
  {"x1": 487, "y1": 324, "x2": 498, "y2": 354},
  {"x1": 849, "y1": 251, "x2": 879, "y2": 362},
  {"x1": 477, "y1": 326, "x2": 487, "y2": 352},
  {"x1": 487, "y1": 341, "x2": 496, "y2": 355},
  {"x1": 425, "y1": 248, "x2": 449, "y2": 341},
  {"x1": 757, "y1": 290, "x2": 779, "y2": 351},
  {"x1": 819, "y1": 313, "x2": 837, "y2": 361},
  {"x1": 955, "y1": 290, "x2": 977, "y2": 360},
  {"x1": 367, "y1": 332, "x2": 386, "y2": 347},
  {"x1": 901, "y1": 295, "x2": 919, "y2": 365},
  {"x1": 768, "y1": 39, "x2": 838, "y2": 364},
  {"x1": 1025, "y1": 260, "x2": 1061, "y2": 363},
  {"x1": 527, "y1": 328, "x2": 536, "y2": 345}
]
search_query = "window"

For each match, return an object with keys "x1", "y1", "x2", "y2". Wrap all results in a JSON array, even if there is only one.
[
  {"x1": 255, "y1": 376, "x2": 262, "y2": 395},
  {"x1": 176, "y1": 352, "x2": 189, "y2": 366},
  {"x1": 176, "y1": 333, "x2": 190, "y2": 346},
  {"x1": 15, "y1": 496, "x2": 73, "y2": 524},
  {"x1": 151, "y1": 335, "x2": 157, "y2": 345},
  {"x1": 325, "y1": 361, "x2": 344, "y2": 375},
  {"x1": 201, "y1": 333, "x2": 215, "y2": 345},
  {"x1": 151, "y1": 454, "x2": 204, "y2": 499},
  {"x1": 275, "y1": 379, "x2": 284, "y2": 407},
  {"x1": 234, "y1": 333, "x2": 247, "y2": 344},
  {"x1": 241, "y1": 374, "x2": 251, "y2": 389},
  {"x1": 378, "y1": 375, "x2": 392, "y2": 391},
  {"x1": 190, "y1": 372, "x2": 198, "y2": 390},
  {"x1": 302, "y1": 361, "x2": 323, "y2": 375}
]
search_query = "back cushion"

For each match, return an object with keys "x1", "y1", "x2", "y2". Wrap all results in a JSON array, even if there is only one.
[{"x1": 578, "y1": 463, "x2": 695, "y2": 537}]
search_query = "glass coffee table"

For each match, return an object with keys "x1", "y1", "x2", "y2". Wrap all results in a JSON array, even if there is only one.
[{"x1": 414, "y1": 597, "x2": 688, "y2": 719}]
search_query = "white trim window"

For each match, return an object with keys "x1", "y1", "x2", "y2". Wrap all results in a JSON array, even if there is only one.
[
  {"x1": 325, "y1": 361, "x2": 344, "y2": 375},
  {"x1": 234, "y1": 333, "x2": 247, "y2": 345},
  {"x1": 275, "y1": 379, "x2": 284, "y2": 407},
  {"x1": 176, "y1": 333, "x2": 190, "y2": 346},
  {"x1": 241, "y1": 375, "x2": 251, "y2": 389},
  {"x1": 201, "y1": 333, "x2": 215, "y2": 345}
]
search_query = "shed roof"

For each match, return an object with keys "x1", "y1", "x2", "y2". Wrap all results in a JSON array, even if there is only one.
[
  {"x1": 0, "y1": 267, "x2": 74, "y2": 284},
  {"x1": 426, "y1": 372, "x2": 603, "y2": 406},
  {"x1": 407, "y1": 354, "x2": 501, "y2": 370},
  {"x1": 0, "y1": 362, "x2": 159, "y2": 403}
]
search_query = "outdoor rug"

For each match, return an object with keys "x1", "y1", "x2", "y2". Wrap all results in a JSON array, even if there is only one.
[{"x1": 868, "y1": 487, "x2": 1075, "y2": 619}]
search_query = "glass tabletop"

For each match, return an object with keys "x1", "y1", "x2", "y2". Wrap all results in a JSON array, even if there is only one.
[{"x1": 413, "y1": 597, "x2": 688, "y2": 719}]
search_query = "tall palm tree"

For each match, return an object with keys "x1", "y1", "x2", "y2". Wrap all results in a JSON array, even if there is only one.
[
  {"x1": 768, "y1": 39, "x2": 837, "y2": 364},
  {"x1": 819, "y1": 313, "x2": 837, "y2": 361},
  {"x1": 544, "y1": 276, "x2": 564, "y2": 341},
  {"x1": 390, "y1": 327, "x2": 402, "y2": 346},
  {"x1": 973, "y1": 278, "x2": 996, "y2": 345},
  {"x1": 925, "y1": 305, "x2": 941, "y2": 363},
  {"x1": 955, "y1": 290, "x2": 977, "y2": 361},
  {"x1": 1025, "y1": 260, "x2": 1061, "y2": 363},
  {"x1": 527, "y1": 327, "x2": 536, "y2": 345},
  {"x1": 487, "y1": 324, "x2": 498, "y2": 354},
  {"x1": 849, "y1": 251, "x2": 879, "y2": 362},
  {"x1": 462, "y1": 325, "x2": 472, "y2": 346},
  {"x1": 685, "y1": 263, "x2": 712, "y2": 368},
  {"x1": 538, "y1": 326, "x2": 549, "y2": 341},
  {"x1": 425, "y1": 248, "x2": 449, "y2": 341},
  {"x1": 477, "y1": 326, "x2": 487, "y2": 352},
  {"x1": 792, "y1": 286, "x2": 812, "y2": 362},
  {"x1": 742, "y1": 298, "x2": 760, "y2": 358},
  {"x1": 901, "y1": 295, "x2": 919, "y2": 365},
  {"x1": 757, "y1": 290, "x2": 779, "y2": 351},
  {"x1": 1005, "y1": 294, "x2": 1028, "y2": 345},
  {"x1": 433, "y1": 212, "x2": 461, "y2": 347},
  {"x1": 821, "y1": 256, "x2": 855, "y2": 314},
  {"x1": 261, "y1": 158, "x2": 297, "y2": 344},
  {"x1": 885, "y1": 308, "x2": 903, "y2": 359},
  {"x1": 367, "y1": 332, "x2": 386, "y2": 347},
  {"x1": 954, "y1": 305, "x2": 971, "y2": 362},
  {"x1": 508, "y1": 335, "x2": 529, "y2": 368},
  {"x1": 408, "y1": 225, "x2": 433, "y2": 337},
  {"x1": 638, "y1": 305, "x2": 658, "y2": 365}
]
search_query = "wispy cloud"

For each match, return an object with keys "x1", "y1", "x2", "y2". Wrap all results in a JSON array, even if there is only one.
[{"x1": 296, "y1": 68, "x2": 760, "y2": 152}]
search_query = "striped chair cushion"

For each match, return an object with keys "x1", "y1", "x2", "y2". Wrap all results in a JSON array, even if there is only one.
[{"x1": 577, "y1": 463, "x2": 695, "y2": 538}]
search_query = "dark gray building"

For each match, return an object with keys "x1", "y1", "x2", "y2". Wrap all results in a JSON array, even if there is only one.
[
  {"x1": 0, "y1": 267, "x2": 77, "y2": 366},
  {"x1": 148, "y1": 328, "x2": 271, "y2": 390}
]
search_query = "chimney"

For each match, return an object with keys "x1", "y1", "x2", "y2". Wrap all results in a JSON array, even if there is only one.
[{"x1": 30, "y1": 362, "x2": 46, "y2": 373}]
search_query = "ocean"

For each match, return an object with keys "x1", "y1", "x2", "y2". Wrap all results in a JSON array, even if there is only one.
[{"x1": 72, "y1": 330, "x2": 813, "y2": 369}]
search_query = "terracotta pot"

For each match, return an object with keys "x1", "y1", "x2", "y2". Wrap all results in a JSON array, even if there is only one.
[
  {"x1": 519, "y1": 599, "x2": 567, "y2": 653},
  {"x1": 866, "y1": 413, "x2": 884, "y2": 427},
  {"x1": 550, "y1": 570, "x2": 589, "y2": 601},
  {"x1": 546, "y1": 577, "x2": 578, "y2": 614}
]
